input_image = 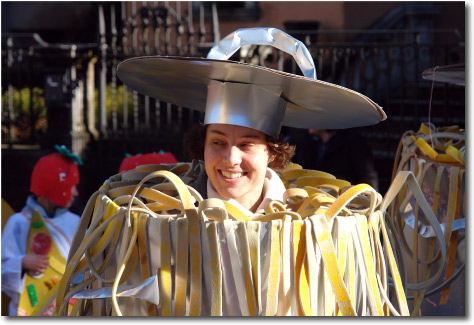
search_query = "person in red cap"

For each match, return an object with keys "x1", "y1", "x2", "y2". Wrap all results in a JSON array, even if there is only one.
[
  {"x1": 1, "y1": 145, "x2": 82, "y2": 316},
  {"x1": 118, "y1": 151, "x2": 178, "y2": 173}
]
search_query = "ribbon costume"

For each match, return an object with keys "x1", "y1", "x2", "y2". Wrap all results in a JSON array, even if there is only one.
[
  {"x1": 388, "y1": 64, "x2": 465, "y2": 315},
  {"x1": 51, "y1": 28, "x2": 438, "y2": 316}
]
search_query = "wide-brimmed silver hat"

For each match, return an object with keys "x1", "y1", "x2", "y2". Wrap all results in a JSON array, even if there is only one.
[
  {"x1": 117, "y1": 27, "x2": 386, "y2": 138},
  {"x1": 422, "y1": 64, "x2": 465, "y2": 86}
]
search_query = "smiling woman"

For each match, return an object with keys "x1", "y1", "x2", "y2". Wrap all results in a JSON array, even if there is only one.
[{"x1": 184, "y1": 123, "x2": 295, "y2": 214}]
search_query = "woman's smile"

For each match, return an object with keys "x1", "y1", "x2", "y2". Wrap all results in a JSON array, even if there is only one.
[{"x1": 219, "y1": 170, "x2": 247, "y2": 180}]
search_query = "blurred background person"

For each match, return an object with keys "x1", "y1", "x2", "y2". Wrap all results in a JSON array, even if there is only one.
[
  {"x1": 285, "y1": 128, "x2": 379, "y2": 191},
  {"x1": 1, "y1": 146, "x2": 82, "y2": 316},
  {"x1": 118, "y1": 150, "x2": 178, "y2": 173}
]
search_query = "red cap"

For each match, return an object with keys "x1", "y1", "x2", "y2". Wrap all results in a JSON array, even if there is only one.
[
  {"x1": 30, "y1": 153, "x2": 80, "y2": 207},
  {"x1": 119, "y1": 152, "x2": 178, "y2": 172}
]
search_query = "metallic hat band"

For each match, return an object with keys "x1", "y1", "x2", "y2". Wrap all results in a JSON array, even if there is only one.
[{"x1": 204, "y1": 81, "x2": 287, "y2": 138}]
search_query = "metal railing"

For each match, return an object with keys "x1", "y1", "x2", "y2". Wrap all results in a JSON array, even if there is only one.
[
  {"x1": 1, "y1": 3, "x2": 465, "y2": 193},
  {"x1": 95, "y1": 2, "x2": 217, "y2": 143},
  {"x1": 2, "y1": 4, "x2": 465, "y2": 145}
]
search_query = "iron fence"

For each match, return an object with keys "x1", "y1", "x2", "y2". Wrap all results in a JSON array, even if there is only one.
[{"x1": 1, "y1": 2, "x2": 465, "y2": 195}]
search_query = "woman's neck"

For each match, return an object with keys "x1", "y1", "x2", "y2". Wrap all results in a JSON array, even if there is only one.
[{"x1": 246, "y1": 190, "x2": 265, "y2": 213}]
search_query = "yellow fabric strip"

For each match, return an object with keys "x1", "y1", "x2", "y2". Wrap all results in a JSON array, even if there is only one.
[
  {"x1": 285, "y1": 162, "x2": 303, "y2": 170},
  {"x1": 283, "y1": 187, "x2": 309, "y2": 207},
  {"x1": 76, "y1": 200, "x2": 121, "y2": 272},
  {"x1": 349, "y1": 217, "x2": 368, "y2": 315},
  {"x1": 235, "y1": 222, "x2": 258, "y2": 316},
  {"x1": 411, "y1": 238, "x2": 436, "y2": 316},
  {"x1": 323, "y1": 257, "x2": 336, "y2": 316},
  {"x1": 334, "y1": 217, "x2": 349, "y2": 315},
  {"x1": 119, "y1": 239, "x2": 139, "y2": 285},
  {"x1": 68, "y1": 190, "x2": 102, "y2": 260},
  {"x1": 310, "y1": 215, "x2": 356, "y2": 316},
  {"x1": 375, "y1": 211, "x2": 409, "y2": 315},
  {"x1": 174, "y1": 218, "x2": 189, "y2": 316},
  {"x1": 440, "y1": 167, "x2": 462, "y2": 304},
  {"x1": 304, "y1": 219, "x2": 318, "y2": 316},
  {"x1": 264, "y1": 220, "x2": 282, "y2": 316},
  {"x1": 295, "y1": 221, "x2": 311, "y2": 316},
  {"x1": 279, "y1": 216, "x2": 292, "y2": 316},
  {"x1": 439, "y1": 231, "x2": 458, "y2": 304},
  {"x1": 108, "y1": 184, "x2": 141, "y2": 199},
  {"x1": 325, "y1": 184, "x2": 377, "y2": 220},
  {"x1": 281, "y1": 169, "x2": 336, "y2": 182},
  {"x1": 205, "y1": 222, "x2": 222, "y2": 316},
  {"x1": 55, "y1": 200, "x2": 125, "y2": 315},
  {"x1": 411, "y1": 164, "x2": 444, "y2": 312},
  {"x1": 368, "y1": 214, "x2": 388, "y2": 315},
  {"x1": 140, "y1": 187, "x2": 183, "y2": 210},
  {"x1": 137, "y1": 214, "x2": 156, "y2": 316},
  {"x1": 251, "y1": 210, "x2": 301, "y2": 222},
  {"x1": 224, "y1": 220, "x2": 249, "y2": 316},
  {"x1": 436, "y1": 153, "x2": 460, "y2": 164},
  {"x1": 134, "y1": 164, "x2": 171, "y2": 172},
  {"x1": 111, "y1": 211, "x2": 139, "y2": 316},
  {"x1": 264, "y1": 201, "x2": 287, "y2": 214},
  {"x1": 382, "y1": 171, "x2": 447, "y2": 291},
  {"x1": 222, "y1": 201, "x2": 250, "y2": 221},
  {"x1": 199, "y1": 198, "x2": 229, "y2": 221},
  {"x1": 413, "y1": 136, "x2": 438, "y2": 160},
  {"x1": 159, "y1": 218, "x2": 172, "y2": 316},
  {"x1": 187, "y1": 208, "x2": 202, "y2": 316},
  {"x1": 443, "y1": 166, "x2": 460, "y2": 243},
  {"x1": 247, "y1": 221, "x2": 262, "y2": 316},
  {"x1": 346, "y1": 222, "x2": 356, "y2": 312},
  {"x1": 296, "y1": 176, "x2": 351, "y2": 192},
  {"x1": 323, "y1": 217, "x2": 335, "y2": 316},
  {"x1": 418, "y1": 122, "x2": 435, "y2": 136},
  {"x1": 170, "y1": 163, "x2": 191, "y2": 176}
]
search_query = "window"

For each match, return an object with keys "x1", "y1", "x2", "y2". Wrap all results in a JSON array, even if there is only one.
[{"x1": 191, "y1": 1, "x2": 261, "y2": 22}]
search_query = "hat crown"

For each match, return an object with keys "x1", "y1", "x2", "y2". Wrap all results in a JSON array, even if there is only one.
[
  {"x1": 203, "y1": 27, "x2": 319, "y2": 137},
  {"x1": 204, "y1": 82, "x2": 286, "y2": 138}
]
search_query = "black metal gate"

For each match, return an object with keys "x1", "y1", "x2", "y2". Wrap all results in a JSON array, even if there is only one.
[{"x1": 1, "y1": 2, "x2": 465, "y2": 213}]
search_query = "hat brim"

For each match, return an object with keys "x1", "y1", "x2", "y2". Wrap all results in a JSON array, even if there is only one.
[
  {"x1": 117, "y1": 56, "x2": 386, "y2": 130},
  {"x1": 422, "y1": 64, "x2": 465, "y2": 86}
]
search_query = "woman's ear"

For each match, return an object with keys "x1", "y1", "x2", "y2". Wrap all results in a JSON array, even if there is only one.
[{"x1": 268, "y1": 154, "x2": 276, "y2": 164}]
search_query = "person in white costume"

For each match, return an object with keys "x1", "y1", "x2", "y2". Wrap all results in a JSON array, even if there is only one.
[{"x1": 1, "y1": 146, "x2": 82, "y2": 316}]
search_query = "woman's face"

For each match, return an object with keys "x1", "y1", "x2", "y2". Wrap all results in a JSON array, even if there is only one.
[{"x1": 204, "y1": 124, "x2": 273, "y2": 210}]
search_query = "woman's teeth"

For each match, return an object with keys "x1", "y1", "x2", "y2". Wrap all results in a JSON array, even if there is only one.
[{"x1": 221, "y1": 171, "x2": 243, "y2": 179}]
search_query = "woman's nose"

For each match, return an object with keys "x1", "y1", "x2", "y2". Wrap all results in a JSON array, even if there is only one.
[
  {"x1": 71, "y1": 185, "x2": 79, "y2": 196},
  {"x1": 224, "y1": 146, "x2": 242, "y2": 165}
]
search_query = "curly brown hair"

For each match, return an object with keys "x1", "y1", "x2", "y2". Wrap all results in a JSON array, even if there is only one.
[{"x1": 183, "y1": 123, "x2": 295, "y2": 172}]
